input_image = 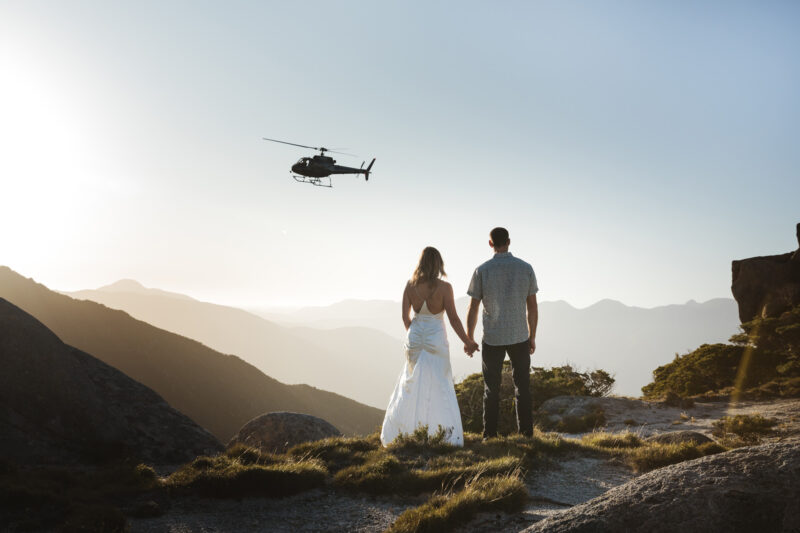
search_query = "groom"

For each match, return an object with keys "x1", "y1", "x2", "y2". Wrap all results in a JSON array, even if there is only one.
[{"x1": 465, "y1": 227, "x2": 539, "y2": 438}]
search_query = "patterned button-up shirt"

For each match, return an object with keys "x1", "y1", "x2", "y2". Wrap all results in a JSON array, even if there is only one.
[{"x1": 467, "y1": 252, "x2": 538, "y2": 346}]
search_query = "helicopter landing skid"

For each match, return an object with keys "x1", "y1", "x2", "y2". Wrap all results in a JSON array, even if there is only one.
[{"x1": 292, "y1": 174, "x2": 332, "y2": 188}]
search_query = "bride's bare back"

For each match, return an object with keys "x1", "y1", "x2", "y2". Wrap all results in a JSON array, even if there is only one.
[{"x1": 407, "y1": 280, "x2": 446, "y2": 314}]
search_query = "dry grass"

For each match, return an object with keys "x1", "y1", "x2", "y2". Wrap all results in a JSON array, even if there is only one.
[
  {"x1": 625, "y1": 441, "x2": 726, "y2": 472},
  {"x1": 166, "y1": 452, "x2": 327, "y2": 498},
  {"x1": 387, "y1": 473, "x2": 527, "y2": 533}
]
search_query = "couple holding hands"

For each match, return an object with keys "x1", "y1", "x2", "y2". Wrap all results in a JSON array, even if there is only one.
[{"x1": 381, "y1": 227, "x2": 539, "y2": 446}]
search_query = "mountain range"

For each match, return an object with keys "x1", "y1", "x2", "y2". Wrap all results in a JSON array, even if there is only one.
[
  {"x1": 0, "y1": 267, "x2": 383, "y2": 440},
  {"x1": 66, "y1": 280, "x2": 401, "y2": 409},
  {"x1": 255, "y1": 297, "x2": 740, "y2": 396},
  {"x1": 66, "y1": 278, "x2": 739, "y2": 397}
]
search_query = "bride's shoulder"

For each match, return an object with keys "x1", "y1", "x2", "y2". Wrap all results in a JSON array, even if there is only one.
[{"x1": 438, "y1": 279, "x2": 453, "y2": 291}]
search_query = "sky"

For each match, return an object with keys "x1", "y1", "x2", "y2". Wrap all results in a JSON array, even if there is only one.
[{"x1": 1, "y1": 1, "x2": 798, "y2": 309}]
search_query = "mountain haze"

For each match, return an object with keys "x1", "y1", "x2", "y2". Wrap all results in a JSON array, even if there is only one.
[
  {"x1": 258, "y1": 296, "x2": 740, "y2": 396},
  {"x1": 66, "y1": 285, "x2": 402, "y2": 409},
  {"x1": 0, "y1": 267, "x2": 383, "y2": 440}
]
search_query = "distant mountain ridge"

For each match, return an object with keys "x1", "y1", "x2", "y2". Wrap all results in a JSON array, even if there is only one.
[
  {"x1": 65, "y1": 284, "x2": 402, "y2": 409},
  {"x1": 0, "y1": 267, "x2": 383, "y2": 440},
  {"x1": 68, "y1": 277, "x2": 738, "y2": 397},
  {"x1": 257, "y1": 295, "x2": 740, "y2": 396}
]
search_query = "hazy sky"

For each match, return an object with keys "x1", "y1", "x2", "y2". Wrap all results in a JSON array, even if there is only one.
[{"x1": 2, "y1": 1, "x2": 798, "y2": 308}]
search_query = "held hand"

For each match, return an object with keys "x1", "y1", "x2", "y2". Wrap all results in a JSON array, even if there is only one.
[
  {"x1": 464, "y1": 340, "x2": 480, "y2": 357},
  {"x1": 529, "y1": 338, "x2": 536, "y2": 355}
]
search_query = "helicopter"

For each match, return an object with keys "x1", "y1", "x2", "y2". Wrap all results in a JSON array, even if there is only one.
[{"x1": 262, "y1": 137, "x2": 376, "y2": 188}]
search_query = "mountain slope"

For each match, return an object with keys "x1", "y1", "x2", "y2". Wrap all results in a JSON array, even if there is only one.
[
  {"x1": 0, "y1": 298, "x2": 221, "y2": 464},
  {"x1": 0, "y1": 267, "x2": 383, "y2": 440},
  {"x1": 65, "y1": 285, "x2": 402, "y2": 408}
]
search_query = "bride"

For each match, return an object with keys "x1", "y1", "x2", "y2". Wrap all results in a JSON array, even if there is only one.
[{"x1": 380, "y1": 247, "x2": 479, "y2": 447}]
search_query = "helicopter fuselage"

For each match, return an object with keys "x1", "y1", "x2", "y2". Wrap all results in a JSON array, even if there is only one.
[{"x1": 291, "y1": 156, "x2": 367, "y2": 178}]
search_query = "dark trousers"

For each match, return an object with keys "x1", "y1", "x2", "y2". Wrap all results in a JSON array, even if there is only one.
[{"x1": 482, "y1": 339, "x2": 532, "y2": 438}]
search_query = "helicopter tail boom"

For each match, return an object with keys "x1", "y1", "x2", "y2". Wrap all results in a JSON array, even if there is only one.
[{"x1": 365, "y1": 158, "x2": 376, "y2": 181}]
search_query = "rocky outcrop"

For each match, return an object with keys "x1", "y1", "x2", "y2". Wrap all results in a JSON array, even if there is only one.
[
  {"x1": 538, "y1": 396, "x2": 603, "y2": 427},
  {"x1": 524, "y1": 440, "x2": 800, "y2": 533},
  {"x1": 0, "y1": 298, "x2": 222, "y2": 465},
  {"x1": 645, "y1": 430, "x2": 713, "y2": 446},
  {"x1": 731, "y1": 223, "x2": 800, "y2": 322},
  {"x1": 228, "y1": 412, "x2": 341, "y2": 452}
]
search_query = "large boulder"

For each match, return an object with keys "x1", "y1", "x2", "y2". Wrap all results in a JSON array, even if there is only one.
[
  {"x1": 228, "y1": 412, "x2": 341, "y2": 452},
  {"x1": 524, "y1": 440, "x2": 800, "y2": 533},
  {"x1": 645, "y1": 430, "x2": 713, "y2": 446},
  {"x1": 0, "y1": 299, "x2": 222, "y2": 465},
  {"x1": 731, "y1": 223, "x2": 800, "y2": 322}
]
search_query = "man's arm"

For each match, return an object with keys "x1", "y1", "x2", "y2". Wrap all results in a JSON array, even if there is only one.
[
  {"x1": 467, "y1": 297, "x2": 481, "y2": 342},
  {"x1": 527, "y1": 293, "x2": 538, "y2": 354}
]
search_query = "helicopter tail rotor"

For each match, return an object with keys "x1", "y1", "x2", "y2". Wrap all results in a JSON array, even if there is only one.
[{"x1": 364, "y1": 158, "x2": 376, "y2": 181}]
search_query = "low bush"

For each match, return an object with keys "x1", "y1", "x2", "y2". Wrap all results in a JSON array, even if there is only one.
[
  {"x1": 642, "y1": 305, "x2": 800, "y2": 399},
  {"x1": 456, "y1": 363, "x2": 615, "y2": 435},
  {"x1": 711, "y1": 414, "x2": 777, "y2": 445}
]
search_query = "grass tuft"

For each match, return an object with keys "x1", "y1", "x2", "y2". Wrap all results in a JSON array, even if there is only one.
[
  {"x1": 580, "y1": 431, "x2": 643, "y2": 449},
  {"x1": 387, "y1": 473, "x2": 527, "y2": 533},
  {"x1": 625, "y1": 441, "x2": 725, "y2": 472},
  {"x1": 166, "y1": 455, "x2": 327, "y2": 498}
]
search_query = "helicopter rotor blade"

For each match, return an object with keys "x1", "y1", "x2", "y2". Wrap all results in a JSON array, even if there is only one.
[
  {"x1": 262, "y1": 137, "x2": 356, "y2": 156},
  {"x1": 262, "y1": 137, "x2": 320, "y2": 151}
]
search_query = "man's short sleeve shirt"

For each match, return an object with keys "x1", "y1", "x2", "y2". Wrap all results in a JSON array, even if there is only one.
[{"x1": 467, "y1": 252, "x2": 538, "y2": 346}]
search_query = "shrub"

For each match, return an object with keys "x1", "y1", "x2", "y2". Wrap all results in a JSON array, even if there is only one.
[
  {"x1": 456, "y1": 363, "x2": 615, "y2": 435},
  {"x1": 711, "y1": 414, "x2": 777, "y2": 445},
  {"x1": 642, "y1": 305, "x2": 800, "y2": 399}
]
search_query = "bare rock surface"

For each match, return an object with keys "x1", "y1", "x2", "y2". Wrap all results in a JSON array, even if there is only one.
[
  {"x1": 523, "y1": 440, "x2": 800, "y2": 533},
  {"x1": 548, "y1": 395, "x2": 800, "y2": 442},
  {"x1": 228, "y1": 411, "x2": 341, "y2": 453},
  {"x1": 0, "y1": 298, "x2": 222, "y2": 465},
  {"x1": 129, "y1": 488, "x2": 409, "y2": 533}
]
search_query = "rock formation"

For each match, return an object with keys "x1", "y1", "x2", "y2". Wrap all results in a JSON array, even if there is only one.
[
  {"x1": 644, "y1": 430, "x2": 712, "y2": 446},
  {"x1": 524, "y1": 440, "x2": 800, "y2": 533},
  {"x1": 731, "y1": 223, "x2": 800, "y2": 322},
  {"x1": 228, "y1": 412, "x2": 341, "y2": 453},
  {"x1": 0, "y1": 298, "x2": 222, "y2": 465}
]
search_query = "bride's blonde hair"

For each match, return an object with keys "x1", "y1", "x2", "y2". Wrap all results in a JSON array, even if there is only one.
[{"x1": 411, "y1": 247, "x2": 446, "y2": 289}]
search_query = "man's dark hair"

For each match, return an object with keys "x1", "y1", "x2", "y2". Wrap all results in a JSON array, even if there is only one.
[{"x1": 490, "y1": 227, "x2": 509, "y2": 247}]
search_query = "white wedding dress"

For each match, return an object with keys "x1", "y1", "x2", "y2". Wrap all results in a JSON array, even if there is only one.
[{"x1": 380, "y1": 299, "x2": 464, "y2": 447}]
